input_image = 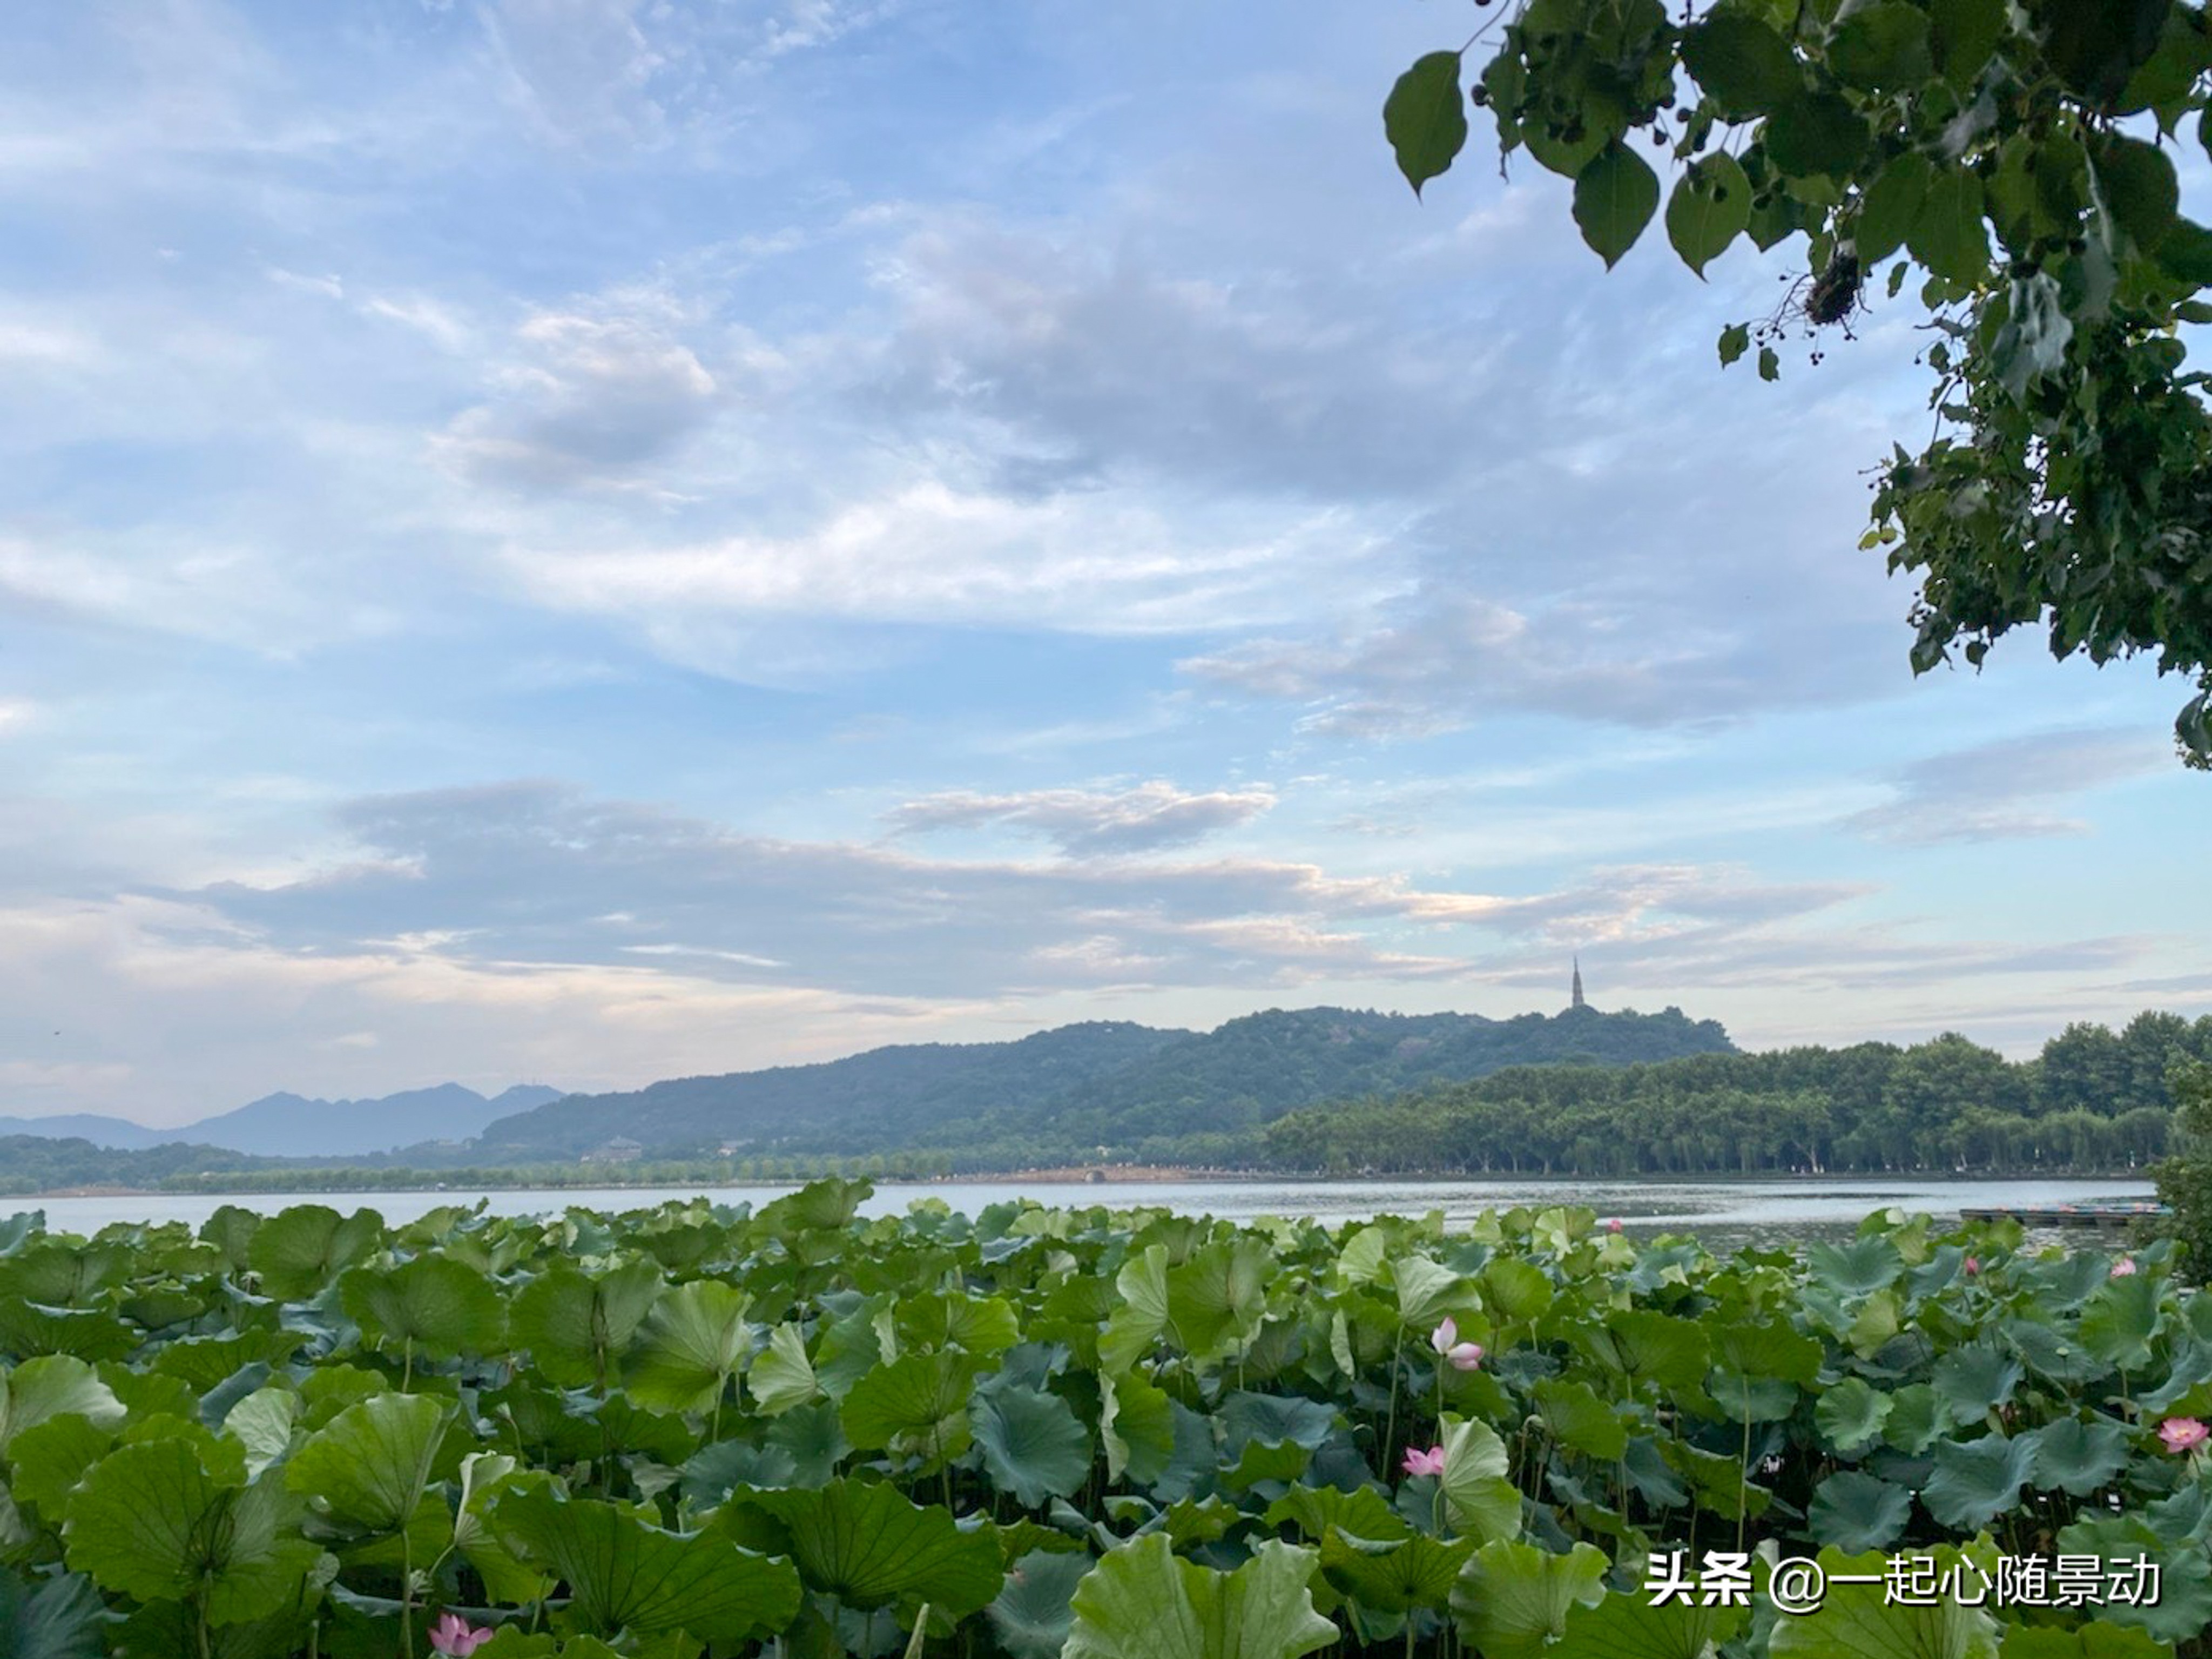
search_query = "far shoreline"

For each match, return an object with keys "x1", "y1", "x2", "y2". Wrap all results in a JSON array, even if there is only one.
[{"x1": 10, "y1": 1164, "x2": 2161, "y2": 1203}]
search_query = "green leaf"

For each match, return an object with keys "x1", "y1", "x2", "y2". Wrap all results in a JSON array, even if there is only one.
[
  {"x1": 1718, "y1": 323, "x2": 1750, "y2": 367},
  {"x1": 1857, "y1": 152, "x2": 1933, "y2": 264},
  {"x1": 739, "y1": 1479, "x2": 1006, "y2": 1616},
  {"x1": 1317, "y1": 1530, "x2": 1473, "y2": 1616},
  {"x1": 285, "y1": 1392, "x2": 449, "y2": 1536},
  {"x1": 1682, "y1": 12, "x2": 1802, "y2": 117},
  {"x1": 1758, "y1": 345, "x2": 1781, "y2": 382},
  {"x1": 1908, "y1": 167, "x2": 1990, "y2": 282},
  {"x1": 1168, "y1": 1239, "x2": 1272, "y2": 1361},
  {"x1": 1437, "y1": 1415, "x2": 1518, "y2": 1541},
  {"x1": 1931, "y1": 1343, "x2": 2023, "y2": 1421},
  {"x1": 2031, "y1": 1417, "x2": 2130, "y2": 1496},
  {"x1": 2095, "y1": 134, "x2": 2181, "y2": 249},
  {"x1": 501, "y1": 1486, "x2": 801, "y2": 1642},
  {"x1": 1534, "y1": 1378, "x2": 1629, "y2": 1462},
  {"x1": 2026, "y1": 0, "x2": 2173, "y2": 109},
  {"x1": 1922, "y1": 1432, "x2": 2040, "y2": 1531},
  {"x1": 747, "y1": 1322, "x2": 821, "y2": 1416},
  {"x1": 340, "y1": 1253, "x2": 505, "y2": 1361},
  {"x1": 1768, "y1": 1547, "x2": 1999, "y2": 1658},
  {"x1": 1573, "y1": 141, "x2": 1661, "y2": 269},
  {"x1": 1450, "y1": 1539, "x2": 1609, "y2": 1659},
  {"x1": 1099, "y1": 1370, "x2": 1176, "y2": 1485},
  {"x1": 245, "y1": 1205, "x2": 382, "y2": 1300},
  {"x1": 509, "y1": 1261, "x2": 664, "y2": 1390},
  {"x1": 1764, "y1": 92, "x2": 1872, "y2": 178},
  {"x1": 221, "y1": 1387, "x2": 300, "y2": 1481},
  {"x1": 451, "y1": 1452, "x2": 547, "y2": 1606},
  {"x1": 0, "y1": 1568, "x2": 108, "y2": 1659},
  {"x1": 2000, "y1": 1624, "x2": 2171, "y2": 1657},
  {"x1": 64, "y1": 1440, "x2": 321, "y2": 1625},
  {"x1": 973, "y1": 1382, "x2": 1092, "y2": 1508},
  {"x1": 1064, "y1": 1535, "x2": 1337, "y2": 1659},
  {"x1": 2079, "y1": 1273, "x2": 2163, "y2": 1372},
  {"x1": 0, "y1": 1357, "x2": 124, "y2": 1453},
  {"x1": 1666, "y1": 154, "x2": 1751, "y2": 278},
  {"x1": 1815, "y1": 1377, "x2": 1892, "y2": 1455},
  {"x1": 991, "y1": 1550, "x2": 1094, "y2": 1659},
  {"x1": 1098, "y1": 1247, "x2": 1171, "y2": 1374},
  {"x1": 1930, "y1": 0, "x2": 2005, "y2": 88},
  {"x1": 841, "y1": 1350, "x2": 980, "y2": 1465},
  {"x1": 625, "y1": 1278, "x2": 751, "y2": 1416},
  {"x1": 1384, "y1": 52, "x2": 1469, "y2": 198},
  {"x1": 1829, "y1": 2, "x2": 1934, "y2": 90},
  {"x1": 1552, "y1": 1589, "x2": 1747, "y2": 1659},
  {"x1": 2054, "y1": 1513, "x2": 2212, "y2": 1645},
  {"x1": 1807, "y1": 1471, "x2": 1913, "y2": 1552}
]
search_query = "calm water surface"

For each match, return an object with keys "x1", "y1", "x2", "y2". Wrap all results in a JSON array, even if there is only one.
[{"x1": 12, "y1": 1175, "x2": 2157, "y2": 1251}]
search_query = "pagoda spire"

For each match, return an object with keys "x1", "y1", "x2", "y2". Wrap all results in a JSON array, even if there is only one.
[{"x1": 1571, "y1": 955, "x2": 1586, "y2": 1010}]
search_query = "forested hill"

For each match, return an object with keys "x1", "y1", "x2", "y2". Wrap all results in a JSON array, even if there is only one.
[{"x1": 464, "y1": 1004, "x2": 1734, "y2": 1163}]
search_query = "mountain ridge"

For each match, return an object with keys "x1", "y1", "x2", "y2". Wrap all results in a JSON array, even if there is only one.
[{"x1": 0, "y1": 1082, "x2": 564, "y2": 1159}]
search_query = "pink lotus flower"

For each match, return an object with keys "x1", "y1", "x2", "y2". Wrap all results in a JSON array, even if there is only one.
[
  {"x1": 429, "y1": 1614, "x2": 494, "y2": 1657},
  {"x1": 2159, "y1": 1418, "x2": 2210, "y2": 1455},
  {"x1": 1431, "y1": 1316, "x2": 1485, "y2": 1371},
  {"x1": 1402, "y1": 1444, "x2": 1447, "y2": 1478},
  {"x1": 1964, "y1": 1257, "x2": 1980, "y2": 1276},
  {"x1": 1606, "y1": 1217, "x2": 1623, "y2": 1233},
  {"x1": 2112, "y1": 1257, "x2": 2139, "y2": 1277}
]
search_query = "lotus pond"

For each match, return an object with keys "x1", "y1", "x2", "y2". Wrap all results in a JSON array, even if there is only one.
[{"x1": 0, "y1": 1182, "x2": 2206, "y2": 1658}]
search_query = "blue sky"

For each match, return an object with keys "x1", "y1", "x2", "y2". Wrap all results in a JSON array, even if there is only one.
[{"x1": 2, "y1": 0, "x2": 2206, "y2": 1125}]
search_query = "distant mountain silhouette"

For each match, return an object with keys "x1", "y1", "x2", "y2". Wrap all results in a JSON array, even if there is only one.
[
  {"x1": 0, "y1": 1082, "x2": 563, "y2": 1159},
  {"x1": 468, "y1": 1006, "x2": 1735, "y2": 1161}
]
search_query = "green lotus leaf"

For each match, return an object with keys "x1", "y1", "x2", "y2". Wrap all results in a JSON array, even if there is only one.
[
  {"x1": 1807, "y1": 1471, "x2": 1913, "y2": 1552},
  {"x1": 339, "y1": 1253, "x2": 506, "y2": 1362},
  {"x1": 753, "y1": 1176, "x2": 870, "y2": 1238},
  {"x1": 2054, "y1": 1513, "x2": 2212, "y2": 1647},
  {"x1": 1593, "y1": 1310, "x2": 1709, "y2": 1393},
  {"x1": 1999, "y1": 1621, "x2": 2175, "y2": 1656},
  {"x1": 500, "y1": 1485, "x2": 801, "y2": 1642},
  {"x1": 245, "y1": 1205, "x2": 383, "y2": 1301},
  {"x1": 1439, "y1": 1417, "x2": 1521, "y2": 1542},
  {"x1": 0, "y1": 1567, "x2": 106, "y2": 1659},
  {"x1": 2079, "y1": 1274, "x2": 2163, "y2": 1372},
  {"x1": 1392, "y1": 1256, "x2": 1474, "y2": 1331},
  {"x1": 764, "y1": 1398, "x2": 849, "y2": 1486},
  {"x1": 451, "y1": 1451, "x2": 548, "y2": 1606},
  {"x1": 1921, "y1": 1432, "x2": 2041, "y2": 1532},
  {"x1": 64, "y1": 1439, "x2": 321, "y2": 1624},
  {"x1": 1712, "y1": 1320, "x2": 1823, "y2": 1385},
  {"x1": 218, "y1": 1387, "x2": 299, "y2": 1480},
  {"x1": 1264, "y1": 1484, "x2": 1410, "y2": 1543},
  {"x1": 1481, "y1": 1258, "x2": 1553, "y2": 1324},
  {"x1": 1167, "y1": 1239, "x2": 1273, "y2": 1361},
  {"x1": 1534, "y1": 1378, "x2": 1629, "y2": 1462},
  {"x1": 284, "y1": 1391, "x2": 450, "y2": 1536},
  {"x1": 1099, "y1": 1370, "x2": 1175, "y2": 1484},
  {"x1": 1932, "y1": 1344, "x2": 2024, "y2": 1422},
  {"x1": 0, "y1": 1357, "x2": 124, "y2": 1452},
  {"x1": 1881, "y1": 1383, "x2": 1943, "y2": 1453},
  {"x1": 894, "y1": 1290, "x2": 1021, "y2": 1359},
  {"x1": 147, "y1": 1332, "x2": 303, "y2": 1398},
  {"x1": 1809, "y1": 1237, "x2": 1904, "y2": 1297},
  {"x1": 747, "y1": 1322, "x2": 821, "y2": 1416},
  {"x1": 990, "y1": 1549, "x2": 1094, "y2": 1659},
  {"x1": 2031, "y1": 1417, "x2": 2131, "y2": 1496},
  {"x1": 6, "y1": 1415, "x2": 114, "y2": 1520},
  {"x1": 624, "y1": 1278, "x2": 751, "y2": 1417},
  {"x1": 1814, "y1": 1377, "x2": 1891, "y2": 1455},
  {"x1": 2004, "y1": 1319, "x2": 2104, "y2": 1387},
  {"x1": 973, "y1": 1381, "x2": 1092, "y2": 1508},
  {"x1": 736, "y1": 1477, "x2": 1004, "y2": 1616},
  {"x1": 841, "y1": 1350, "x2": 981, "y2": 1465},
  {"x1": 509, "y1": 1261, "x2": 664, "y2": 1390},
  {"x1": 1317, "y1": 1529, "x2": 1473, "y2": 1615},
  {"x1": 1768, "y1": 1547, "x2": 1998, "y2": 1659},
  {"x1": 1450, "y1": 1538, "x2": 1609, "y2": 1659},
  {"x1": 1097, "y1": 1246, "x2": 1172, "y2": 1374},
  {"x1": 1064, "y1": 1534, "x2": 1336, "y2": 1659},
  {"x1": 1551, "y1": 1588, "x2": 1748, "y2": 1659}
]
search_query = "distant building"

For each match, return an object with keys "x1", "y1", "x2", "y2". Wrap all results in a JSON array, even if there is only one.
[
  {"x1": 1570, "y1": 956, "x2": 1587, "y2": 1011},
  {"x1": 582, "y1": 1136, "x2": 644, "y2": 1164}
]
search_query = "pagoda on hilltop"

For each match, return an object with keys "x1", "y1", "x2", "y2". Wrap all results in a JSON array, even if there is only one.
[{"x1": 1569, "y1": 955, "x2": 1587, "y2": 1012}]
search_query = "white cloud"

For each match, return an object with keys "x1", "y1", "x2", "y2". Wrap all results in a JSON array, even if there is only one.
[
  {"x1": 890, "y1": 780, "x2": 1276, "y2": 855},
  {"x1": 1845, "y1": 727, "x2": 2168, "y2": 845}
]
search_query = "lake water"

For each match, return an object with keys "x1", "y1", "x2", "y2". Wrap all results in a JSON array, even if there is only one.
[{"x1": 10, "y1": 1174, "x2": 2159, "y2": 1251}]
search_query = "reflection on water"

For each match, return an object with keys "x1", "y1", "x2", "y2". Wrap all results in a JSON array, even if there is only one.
[{"x1": 14, "y1": 1174, "x2": 2159, "y2": 1252}]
